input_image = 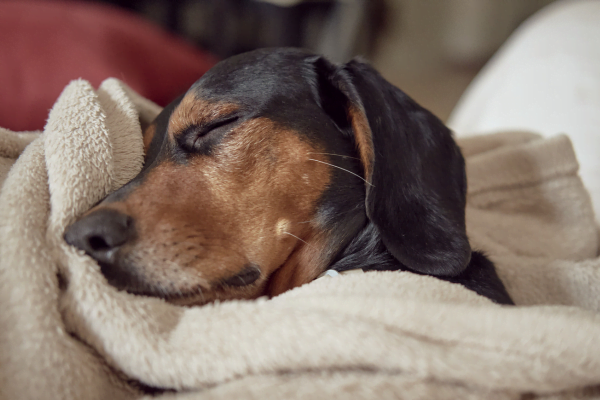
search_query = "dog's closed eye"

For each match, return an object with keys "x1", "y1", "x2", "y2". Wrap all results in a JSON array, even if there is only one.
[{"x1": 177, "y1": 116, "x2": 241, "y2": 155}]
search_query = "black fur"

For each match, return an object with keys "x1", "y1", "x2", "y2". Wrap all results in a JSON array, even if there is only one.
[
  {"x1": 302, "y1": 52, "x2": 513, "y2": 304},
  {"x1": 79, "y1": 48, "x2": 514, "y2": 305},
  {"x1": 183, "y1": 48, "x2": 513, "y2": 304}
]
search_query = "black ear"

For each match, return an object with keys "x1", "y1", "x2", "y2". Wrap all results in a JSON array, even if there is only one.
[{"x1": 315, "y1": 57, "x2": 471, "y2": 277}]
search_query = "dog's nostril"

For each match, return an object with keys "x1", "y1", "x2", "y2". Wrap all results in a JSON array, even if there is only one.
[
  {"x1": 88, "y1": 235, "x2": 111, "y2": 252},
  {"x1": 64, "y1": 208, "x2": 135, "y2": 262}
]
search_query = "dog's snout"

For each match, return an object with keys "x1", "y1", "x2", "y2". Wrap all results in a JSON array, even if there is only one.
[{"x1": 64, "y1": 208, "x2": 135, "y2": 266}]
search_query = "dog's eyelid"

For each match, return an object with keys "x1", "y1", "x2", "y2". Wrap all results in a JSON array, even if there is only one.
[
  {"x1": 203, "y1": 115, "x2": 241, "y2": 133},
  {"x1": 180, "y1": 115, "x2": 240, "y2": 137},
  {"x1": 177, "y1": 115, "x2": 241, "y2": 153}
]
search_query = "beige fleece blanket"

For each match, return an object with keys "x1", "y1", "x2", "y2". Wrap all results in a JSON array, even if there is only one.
[{"x1": 2, "y1": 79, "x2": 600, "y2": 400}]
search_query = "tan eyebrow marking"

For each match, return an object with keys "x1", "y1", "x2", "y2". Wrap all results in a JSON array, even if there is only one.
[{"x1": 168, "y1": 94, "x2": 240, "y2": 140}]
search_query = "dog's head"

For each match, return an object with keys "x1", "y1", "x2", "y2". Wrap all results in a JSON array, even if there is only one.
[{"x1": 64, "y1": 48, "x2": 470, "y2": 305}]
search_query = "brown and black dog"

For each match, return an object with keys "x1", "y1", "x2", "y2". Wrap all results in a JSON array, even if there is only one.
[{"x1": 64, "y1": 48, "x2": 513, "y2": 306}]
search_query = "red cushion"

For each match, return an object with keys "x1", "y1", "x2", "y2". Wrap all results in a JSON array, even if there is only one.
[{"x1": 0, "y1": 1, "x2": 217, "y2": 132}]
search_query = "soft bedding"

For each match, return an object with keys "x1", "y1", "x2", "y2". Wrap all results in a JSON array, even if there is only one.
[{"x1": 1, "y1": 79, "x2": 599, "y2": 400}]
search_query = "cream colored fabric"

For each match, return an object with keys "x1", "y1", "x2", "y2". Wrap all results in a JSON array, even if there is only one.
[{"x1": 1, "y1": 79, "x2": 600, "y2": 400}]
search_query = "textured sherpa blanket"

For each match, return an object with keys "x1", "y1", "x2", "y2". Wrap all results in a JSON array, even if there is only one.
[{"x1": 2, "y1": 79, "x2": 600, "y2": 400}]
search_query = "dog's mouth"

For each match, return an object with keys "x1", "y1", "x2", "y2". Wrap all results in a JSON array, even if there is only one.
[{"x1": 100, "y1": 260, "x2": 265, "y2": 306}]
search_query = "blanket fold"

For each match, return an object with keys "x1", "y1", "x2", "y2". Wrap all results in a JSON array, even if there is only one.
[{"x1": 1, "y1": 79, "x2": 599, "y2": 400}]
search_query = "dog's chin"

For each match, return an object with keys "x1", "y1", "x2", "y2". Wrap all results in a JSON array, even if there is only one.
[
  {"x1": 166, "y1": 292, "x2": 214, "y2": 307},
  {"x1": 164, "y1": 284, "x2": 265, "y2": 306},
  {"x1": 100, "y1": 264, "x2": 268, "y2": 307},
  {"x1": 138, "y1": 282, "x2": 267, "y2": 307}
]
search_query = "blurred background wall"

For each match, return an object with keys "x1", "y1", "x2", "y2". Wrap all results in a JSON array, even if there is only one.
[
  {"x1": 97, "y1": 0, "x2": 557, "y2": 120},
  {"x1": 372, "y1": 0, "x2": 556, "y2": 120},
  {"x1": 0, "y1": 0, "x2": 559, "y2": 131}
]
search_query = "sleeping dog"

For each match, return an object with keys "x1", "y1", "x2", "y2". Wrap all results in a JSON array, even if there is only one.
[{"x1": 64, "y1": 48, "x2": 513, "y2": 305}]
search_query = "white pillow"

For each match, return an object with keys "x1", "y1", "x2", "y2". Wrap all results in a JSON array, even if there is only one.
[{"x1": 448, "y1": 0, "x2": 600, "y2": 225}]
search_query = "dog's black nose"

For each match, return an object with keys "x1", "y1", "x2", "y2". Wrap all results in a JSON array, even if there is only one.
[{"x1": 64, "y1": 208, "x2": 135, "y2": 266}]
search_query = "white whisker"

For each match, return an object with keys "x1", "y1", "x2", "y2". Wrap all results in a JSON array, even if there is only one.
[
  {"x1": 308, "y1": 159, "x2": 374, "y2": 186},
  {"x1": 309, "y1": 152, "x2": 361, "y2": 160},
  {"x1": 283, "y1": 232, "x2": 314, "y2": 248}
]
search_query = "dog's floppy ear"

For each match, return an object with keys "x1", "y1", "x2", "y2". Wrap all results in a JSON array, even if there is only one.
[{"x1": 312, "y1": 57, "x2": 471, "y2": 276}]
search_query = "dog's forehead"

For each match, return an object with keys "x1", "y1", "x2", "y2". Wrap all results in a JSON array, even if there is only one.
[
  {"x1": 188, "y1": 49, "x2": 316, "y2": 107},
  {"x1": 140, "y1": 49, "x2": 343, "y2": 171}
]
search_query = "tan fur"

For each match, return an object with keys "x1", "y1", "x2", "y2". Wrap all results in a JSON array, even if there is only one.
[
  {"x1": 348, "y1": 104, "x2": 374, "y2": 182},
  {"x1": 168, "y1": 94, "x2": 239, "y2": 139},
  {"x1": 142, "y1": 124, "x2": 155, "y2": 154},
  {"x1": 95, "y1": 106, "x2": 332, "y2": 305},
  {"x1": 267, "y1": 231, "x2": 329, "y2": 297}
]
